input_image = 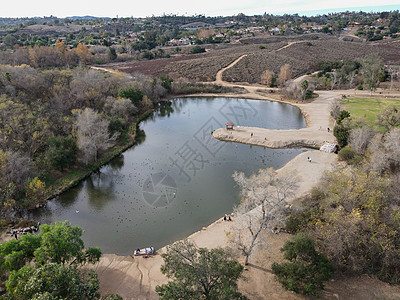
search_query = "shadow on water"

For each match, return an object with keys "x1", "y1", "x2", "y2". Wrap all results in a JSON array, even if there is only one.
[
  {"x1": 157, "y1": 101, "x2": 174, "y2": 117},
  {"x1": 135, "y1": 128, "x2": 146, "y2": 145},
  {"x1": 109, "y1": 155, "x2": 124, "y2": 171},
  {"x1": 87, "y1": 172, "x2": 116, "y2": 211}
]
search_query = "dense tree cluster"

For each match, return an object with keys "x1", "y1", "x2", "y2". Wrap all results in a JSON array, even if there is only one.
[
  {"x1": 156, "y1": 240, "x2": 246, "y2": 300},
  {"x1": 285, "y1": 103, "x2": 400, "y2": 288},
  {"x1": 0, "y1": 64, "x2": 167, "y2": 215},
  {"x1": 0, "y1": 221, "x2": 104, "y2": 299},
  {"x1": 272, "y1": 233, "x2": 333, "y2": 296}
]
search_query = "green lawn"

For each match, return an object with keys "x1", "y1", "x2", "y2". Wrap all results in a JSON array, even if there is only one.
[{"x1": 343, "y1": 97, "x2": 400, "y2": 127}]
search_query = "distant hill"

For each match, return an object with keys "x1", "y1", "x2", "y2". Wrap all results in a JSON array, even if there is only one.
[{"x1": 66, "y1": 16, "x2": 111, "y2": 20}]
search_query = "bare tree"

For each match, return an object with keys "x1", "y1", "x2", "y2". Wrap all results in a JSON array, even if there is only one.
[
  {"x1": 0, "y1": 151, "x2": 35, "y2": 191},
  {"x1": 230, "y1": 168, "x2": 298, "y2": 264},
  {"x1": 369, "y1": 128, "x2": 400, "y2": 172},
  {"x1": 388, "y1": 66, "x2": 399, "y2": 91},
  {"x1": 301, "y1": 80, "x2": 309, "y2": 101},
  {"x1": 385, "y1": 128, "x2": 400, "y2": 166},
  {"x1": 349, "y1": 127, "x2": 375, "y2": 156},
  {"x1": 75, "y1": 108, "x2": 119, "y2": 164},
  {"x1": 278, "y1": 64, "x2": 292, "y2": 86},
  {"x1": 330, "y1": 71, "x2": 338, "y2": 90},
  {"x1": 362, "y1": 54, "x2": 384, "y2": 96},
  {"x1": 103, "y1": 96, "x2": 138, "y2": 122},
  {"x1": 282, "y1": 80, "x2": 301, "y2": 100},
  {"x1": 330, "y1": 98, "x2": 342, "y2": 120},
  {"x1": 262, "y1": 70, "x2": 274, "y2": 87},
  {"x1": 348, "y1": 70, "x2": 357, "y2": 89},
  {"x1": 377, "y1": 106, "x2": 400, "y2": 132}
]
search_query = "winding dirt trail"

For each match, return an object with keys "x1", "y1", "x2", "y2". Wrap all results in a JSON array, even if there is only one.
[
  {"x1": 214, "y1": 54, "x2": 247, "y2": 85},
  {"x1": 213, "y1": 41, "x2": 304, "y2": 87},
  {"x1": 274, "y1": 40, "x2": 306, "y2": 52}
]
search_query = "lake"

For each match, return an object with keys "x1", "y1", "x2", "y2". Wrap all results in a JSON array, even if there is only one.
[{"x1": 31, "y1": 97, "x2": 306, "y2": 255}]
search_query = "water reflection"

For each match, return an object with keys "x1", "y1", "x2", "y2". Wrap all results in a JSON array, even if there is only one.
[
  {"x1": 58, "y1": 182, "x2": 84, "y2": 209},
  {"x1": 109, "y1": 155, "x2": 124, "y2": 171},
  {"x1": 157, "y1": 102, "x2": 174, "y2": 117},
  {"x1": 86, "y1": 172, "x2": 115, "y2": 211}
]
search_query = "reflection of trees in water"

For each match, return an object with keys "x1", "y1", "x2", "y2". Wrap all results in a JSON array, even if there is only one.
[
  {"x1": 171, "y1": 98, "x2": 185, "y2": 113},
  {"x1": 28, "y1": 182, "x2": 84, "y2": 221},
  {"x1": 135, "y1": 129, "x2": 146, "y2": 145},
  {"x1": 86, "y1": 172, "x2": 115, "y2": 211},
  {"x1": 158, "y1": 101, "x2": 174, "y2": 117},
  {"x1": 109, "y1": 154, "x2": 124, "y2": 171},
  {"x1": 57, "y1": 181, "x2": 84, "y2": 209}
]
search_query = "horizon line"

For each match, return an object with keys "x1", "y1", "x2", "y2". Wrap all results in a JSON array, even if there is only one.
[{"x1": 1, "y1": 4, "x2": 399, "y2": 19}]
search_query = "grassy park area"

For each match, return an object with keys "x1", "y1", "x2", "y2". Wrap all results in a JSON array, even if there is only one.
[{"x1": 343, "y1": 97, "x2": 400, "y2": 127}]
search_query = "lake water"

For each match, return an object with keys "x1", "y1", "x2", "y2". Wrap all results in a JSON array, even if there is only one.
[{"x1": 31, "y1": 97, "x2": 306, "y2": 255}]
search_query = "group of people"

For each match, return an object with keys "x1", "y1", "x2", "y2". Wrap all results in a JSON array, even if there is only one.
[
  {"x1": 307, "y1": 156, "x2": 312, "y2": 163},
  {"x1": 223, "y1": 214, "x2": 232, "y2": 222}
]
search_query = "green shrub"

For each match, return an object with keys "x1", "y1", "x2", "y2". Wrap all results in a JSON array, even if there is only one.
[
  {"x1": 272, "y1": 233, "x2": 334, "y2": 296},
  {"x1": 104, "y1": 295, "x2": 123, "y2": 300},
  {"x1": 46, "y1": 136, "x2": 77, "y2": 171},
  {"x1": 118, "y1": 88, "x2": 143, "y2": 105},
  {"x1": 259, "y1": 45, "x2": 265, "y2": 49},
  {"x1": 334, "y1": 125, "x2": 350, "y2": 148},
  {"x1": 338, "y1": 146, "x2": 356, "y2": 161},
  {"x1": 142, "y1": 51, "x2": 154, "y2": 60},
  {"x1": 108, "y1": 117, "x2": 126, "y2": 135},
  {"x1": 285, "y1": 209, "x2": 313, "y2": 234},
  {"x1": 338, "y1": 146, "x2": 363, "y2": 165},
  {"x1": 190, "y1": 45, "x2": 206, "y2": 54},
  {"x1": 337, "y1": 110, "x2": 351, "y2": 125},
  {"x1": 305, "y1": 89, "x2": 313, "y2": 99},
  {"x1": 159, "y1": 74, "x2": 173, "y2": 92},
  {"x1": 270, "y1": 77, "x2": 277, "y2": 87}
]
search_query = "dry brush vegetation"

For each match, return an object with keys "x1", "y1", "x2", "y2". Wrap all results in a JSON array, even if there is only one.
[{"x1": 223, "y1": 39, "x2": 400, "y2": 84}]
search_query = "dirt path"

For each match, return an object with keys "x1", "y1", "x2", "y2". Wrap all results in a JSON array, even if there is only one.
[
  {"x1": 91, "y1": 66, "x2": 133, "y2": 78},
  {"x1": 214, "y1": 54, "x2": 247, "y2": 85},
  {"x1": 213, "y1": 41, "x2": 304, "y2": 88},
  {"x1": 274, "y1": 40, "x2": 306, "y2": 52}
]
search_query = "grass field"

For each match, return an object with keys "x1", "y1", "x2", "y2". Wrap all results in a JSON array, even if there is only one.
[{"x1": 343, "y1": 97, "x2": 400, "y2": 126}]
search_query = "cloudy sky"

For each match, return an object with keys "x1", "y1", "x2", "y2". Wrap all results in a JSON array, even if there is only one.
[{"x1": 2, "y1": 0, "x2": 400, "y2": 18}]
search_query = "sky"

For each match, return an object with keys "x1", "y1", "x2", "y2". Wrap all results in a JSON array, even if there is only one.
[{"x1": 1, "y1": 0, "x2": 400, "y2": 18}]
